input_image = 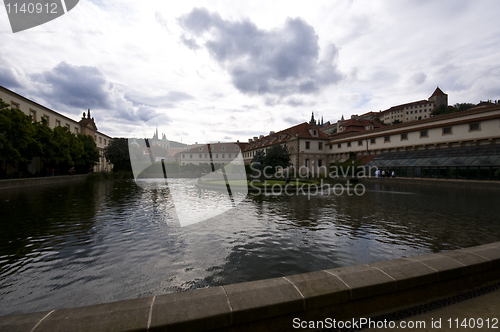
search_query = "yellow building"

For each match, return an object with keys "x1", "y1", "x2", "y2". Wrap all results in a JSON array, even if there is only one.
[{"x1": 0, "y1": 85, "x2": 113, "y2": 175}]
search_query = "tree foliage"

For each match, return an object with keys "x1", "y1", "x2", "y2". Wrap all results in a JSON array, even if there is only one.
[
  {"x1": 104, "y1": 138, "x2": 133, "y2": 172},
  {"x1": 0, "y1": 101, "x2": 41, "y2": 164},
  {"x1": 453, "y1": 103, "x2": 475, "y2": 112},
  {"x1": 262, "y1": 144, "x2": 291, "y2": 175},
  {"x1": 0, "y1": 97, "x2": 100, "y2": 176}
]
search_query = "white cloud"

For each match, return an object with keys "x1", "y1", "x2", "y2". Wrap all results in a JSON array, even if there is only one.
[{"x1": 0, "y1": 0, "x2": 499, "y2": 142}]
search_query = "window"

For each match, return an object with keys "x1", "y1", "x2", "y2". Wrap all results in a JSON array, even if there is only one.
[
  {"x1": 347, "y1": 142, "x2": 351, "y2": 147},
  {"x1": 318, "y1": 142, "x2": 323, "y2": 150},
  {"x1": 384, "y1": 136, "x2": 390, "y2": 142},
  {"x1": 104, "y1": 139, "x2": 107, "y2": 145},
  {"x1": 199, "y1": 154, "x2": 202, "y2": 158},
  {"x1": 401, "y1": 133, "x2": 408, "y2": 140},
  {"x1": 443, "y1": 127, "x2": 452, "y2": 135},
  {"x1": 74, "y1": 127, "x2": 78, "y2": 134},
  {"x1": 337, "y1": 143, "x2": 341, "y2": 148},
  {"x1": 199, "y1": 147, "x2": 203, "y2": 151},
  {"x1": 420, "y1": 130, "x2": 428, "y2": 138},
  {"x1": 56, "y1": 120, "x2": 61, "y2": 126},
  {"x1": 204, "y1": 154, "x2": 207, "y2": 158},
  {"x1": 183, "y1": 154, "x2": 185, "y2": 158},
  {"x1": 329, "y1": 145, "x2": 332, "y2": 150},
  {"x1": 469, "y1": 123, "x2": 480, "y2": 131},
  {"x1": 313, "y1": 130, "x2": 317, "y2": 135},
  {"x1": 305, "y1": 141, "x2": 310, "y2": 149},
  {"x1": 216, "y1": 154, "x2": 218, "y2": 158},
  {"x1": 99, "y1": 137, "x2": 102, "y2": 143},
  {"x1": 228, "y1": 153, "x2": 231, "y2": 158},
  {"x1": 11, "y1": 101, "x2": 20, "y2": 109},
  {"x1": 370, "y1": 138, "x2": 376, "y2": 144},
  {"x1": 30, "y1": 109, "x2": 37, "y2": 121},
  {"x1": 318, "y1": 160, "x2": 322, "y2": 167},
  {"x1": 222, "y1": 147, "x2": 227, "y2": 151},
  {"x1": 66, "y1": 123, "x2": 70, "y2": 129},
  {"x1": 190, "y1": 154, "x2": 192, "y2": 158},
  {"x1": 358, "y1": 140, "x2": 363, "y2": 146},
  {"x1": 222, "y1": 154, "x2": 225, "y2": 158},
  {"x1": 43, "y1": 114, "x2": 50, "y2": 125}
]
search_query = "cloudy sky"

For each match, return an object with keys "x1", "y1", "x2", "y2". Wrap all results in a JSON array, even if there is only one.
[{"x1": 1, "y1": 0, "x2": 499, "y2": 144}]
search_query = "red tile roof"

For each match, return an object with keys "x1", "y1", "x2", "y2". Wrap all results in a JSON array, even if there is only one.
[
  {"x1": 429, "y1": 87, "x2": 446, "y2": 98},
  {"x1": 244, "y1": 122, "x2": 328, "y2": 151}
]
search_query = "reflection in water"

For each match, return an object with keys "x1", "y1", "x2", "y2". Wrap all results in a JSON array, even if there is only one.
[{"x1": 0, "y1": 179, "x2": 499, "y2": 315}]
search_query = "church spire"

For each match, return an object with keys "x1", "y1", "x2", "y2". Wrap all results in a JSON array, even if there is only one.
[{"x1": 309, "y1": 112, "x2": 316, "y2": 125}]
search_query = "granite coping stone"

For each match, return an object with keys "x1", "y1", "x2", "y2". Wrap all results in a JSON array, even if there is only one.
[
  {"x1": 1, "y1": 241, "x2": 500, "y2": 331},
  {"x1": 440, "y1": 250, "x2": 491, "y2": 274},
  {"x1": 149, "y1": 286, "x2": 231, "y2": 332},
  {"x1": 461, "y1": 245, "x2": 500, "y2": 269},
  {"x1": 222, "y1": 277, "x2": 304, "y2": 325},
  {"x1": 0, "y1": 311, "x2": 51, "y2": 332},
  {"x1": 325, "y1": 264, "x2": 396, "y2": 300},
  {"x1": 368, "y1": 258, "x2": 438, "y2": 290},
  {"x1": 284, "y1": 270, "x2": 350, "y2": 310},
  {"x1": 406, "y1": 253, "x2": 468, "y2": 280},
  {"x1": 34, "y1": 297, "x2": 151, "y2": 332}
]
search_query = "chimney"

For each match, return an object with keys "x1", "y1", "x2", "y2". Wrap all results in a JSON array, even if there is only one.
[
  {"x1": 270, "y1": 131, "x2": 275, "y2": 135},
  {"x1": 249, "y1": 139, "x2": 252, "y2": 143},
  {"x1": 259, "y1": 135, "x2": 264, "y2": 139},
  {"x1": 237, "y1": 140, "x2": 239, "y2": 143},
  {"x1": 253, "y1": 136, "x2": 258, "y2": 142}
]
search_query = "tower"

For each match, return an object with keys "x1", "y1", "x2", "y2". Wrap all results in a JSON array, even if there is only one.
[
  {"x1": 309, "y1": 112, "x2": 316, "y2": 126},
  {"x1": 429, "y1": 87, "x2": 448, "y2": 108}
]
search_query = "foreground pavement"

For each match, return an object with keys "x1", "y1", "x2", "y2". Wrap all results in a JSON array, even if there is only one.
[{"x1": 362, "y1": 287, "x2": 500, "y2": 331}]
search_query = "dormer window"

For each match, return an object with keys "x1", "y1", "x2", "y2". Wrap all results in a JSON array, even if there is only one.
[{"x1": 199, "y1": 147, "x2": 203, "y2": 151}]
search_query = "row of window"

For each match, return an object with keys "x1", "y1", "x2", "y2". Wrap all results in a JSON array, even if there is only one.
[
  {"x1": 18, "y1": 101, "x2": 110, "y2": 145},
  {"x1": 183, "y1": 153, "x2": 234, "y2": 159},
  {"x1": 198, "y1": 146, "x2": 239, "y2": 152},
  {"x1": 340, "y1": 123, "x2": 480, "y2": 148},
  {"x1": 407, "y1": 109, "x2": 428, "y2": 114}
]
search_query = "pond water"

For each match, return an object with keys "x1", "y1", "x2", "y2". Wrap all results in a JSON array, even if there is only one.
[{"x1": 1, "y1": 178, "x2": 499, "y2": 315}]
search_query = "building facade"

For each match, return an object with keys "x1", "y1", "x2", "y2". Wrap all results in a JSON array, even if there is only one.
[
  {"x1": 242, "y1": 120, "x2": 331, "y2": 176},
  {"x1": 328, "y1": 104, "x2": 500, "y2": 163},
  {"x1": 178, "y1": 142, "x2": 247, "y2": 166},
  {"x1": 0, "y1": 85, "x2": 113, "y2": 174},
  {"x1": 381, "y1": 87, "x2": 448, "y2": 124}
]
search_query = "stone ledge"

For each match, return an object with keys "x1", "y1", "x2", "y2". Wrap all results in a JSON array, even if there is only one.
[
  {"x1": 1, "y1": 241, "x2": 500, "y2": 332},
  {"x1": 0, "y1": 174, "x2": 88, "y2": 190}
]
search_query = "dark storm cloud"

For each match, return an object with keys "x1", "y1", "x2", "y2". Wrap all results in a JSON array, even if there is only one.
[
  {"x1": 179, "y1": 8, "x2": 343, "y2": 97},
  {"x1": 31, "y1": 61, "x2": 112, "y2": 109},
  {"x1": 0, "y1": 67, "x2": 21, "y2": 88}
]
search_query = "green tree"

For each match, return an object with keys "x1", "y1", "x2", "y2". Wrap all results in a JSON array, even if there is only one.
[
  {"x1": 104, "y1": 138, "x2": 133, "y2": 172},
  {"x1": 262, "y1": 144, "x2": 291, "y2": 176},
  {"x1": 392, "y1": 119, "x2": 403, "y2": 125},
  {"x1": 453, "y1": 103, "x2": 475, "y2": 112},
  {"x1": 78, "y1": 134, "x2": 100, "y2": 173},
  {"x1": 53, "y1": 126, "x2": 84, "y2": 171},
  {"x1": 0, "y1": 99, "x2": 41, "y2": 167},
  {"x1": 33, "y1": 118, "x2": 59, "y2": 169},
  {"x1": 431, "y1": 104, "x2": 453, "y2": 116}
]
